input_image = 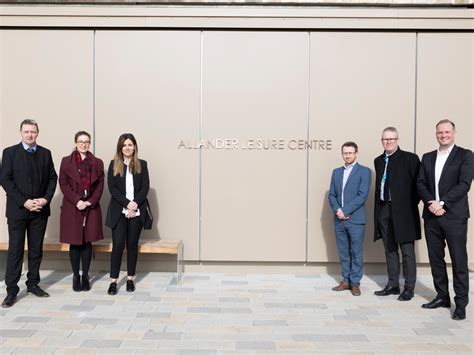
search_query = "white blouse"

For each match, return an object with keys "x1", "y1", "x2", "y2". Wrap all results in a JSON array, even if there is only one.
[{"x1": 122, "y1": 164, "x2": 140, "y2": 217}]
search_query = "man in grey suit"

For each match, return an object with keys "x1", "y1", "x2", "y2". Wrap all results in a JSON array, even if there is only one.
[{"x1": 328, "y1": 142, "x2": 371, "y2": 296}]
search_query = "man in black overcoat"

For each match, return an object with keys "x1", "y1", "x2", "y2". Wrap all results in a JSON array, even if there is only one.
[
  {"x1": 1, "y1": 119, "x2": 57, "y2": 308},
  {"x1": 374, "y1": 127, "x2": 421, "y2": 301}
]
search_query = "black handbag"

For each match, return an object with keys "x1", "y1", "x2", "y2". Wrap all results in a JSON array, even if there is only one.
[{"x1": 144, "y1": 199, "x2": 153, "y2": 230}]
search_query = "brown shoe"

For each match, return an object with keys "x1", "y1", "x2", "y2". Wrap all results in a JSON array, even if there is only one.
[
  {"x1": 351, "y1": 284, "x2": 361, "y2": 296},
  {"x1": 332, "y1": 281, "x2": 350, "y2": 291}
]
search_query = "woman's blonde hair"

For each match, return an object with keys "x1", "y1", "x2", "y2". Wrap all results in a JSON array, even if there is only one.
[{"x1": 113, "y1": 133, "x2": 142, "y2": 176}]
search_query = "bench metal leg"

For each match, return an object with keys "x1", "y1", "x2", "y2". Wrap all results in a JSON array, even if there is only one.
[{"x1": 176, "y1": 241, "x2": 183, "y2": 285}]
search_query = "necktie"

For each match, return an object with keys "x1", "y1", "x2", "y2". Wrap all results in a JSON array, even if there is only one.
[
  {"x1": 27, "y1": 147, "x2": 35, "y2": 153},
  {"x1": 382, "y1": 155, "x2": 390, "y2": 201}
]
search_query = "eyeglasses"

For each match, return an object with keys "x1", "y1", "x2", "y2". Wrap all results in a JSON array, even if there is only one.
[
  {"x1": 76, "y1": 141, "x2": 90, "y2": 145},
  {"x1": 381, "y1": 138, "x2": 398, "y2": 143}
]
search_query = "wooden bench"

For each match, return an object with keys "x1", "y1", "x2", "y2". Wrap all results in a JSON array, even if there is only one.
[{"x1": 0, "y1": 240, "x2": 183, "y2": 283}]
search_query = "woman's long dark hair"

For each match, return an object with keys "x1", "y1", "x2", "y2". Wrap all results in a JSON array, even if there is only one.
[{"x1": 113, "y1": 133, "x2": 142, "y2": 177}]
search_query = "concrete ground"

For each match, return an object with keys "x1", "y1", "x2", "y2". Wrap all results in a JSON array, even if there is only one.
[{"x1": 0, "y1": 271, "x2": 472, "y2": 354}]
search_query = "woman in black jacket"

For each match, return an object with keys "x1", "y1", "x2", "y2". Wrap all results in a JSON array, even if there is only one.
[{"x1": 106, "y1": 133, "x2": 150, "y2": 295}]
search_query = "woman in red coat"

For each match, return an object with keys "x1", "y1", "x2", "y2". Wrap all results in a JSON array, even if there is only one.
[{"x1": 59, "y1": 131, "x2": 105, "y2": 292}]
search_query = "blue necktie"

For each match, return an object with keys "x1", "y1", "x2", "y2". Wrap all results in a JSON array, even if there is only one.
[{"x1": 27, "y1": 147, "x2": 35, "y2": 153}]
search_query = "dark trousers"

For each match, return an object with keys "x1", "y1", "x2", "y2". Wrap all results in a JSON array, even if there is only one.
[
  {"x1": 424, "y1": 216, "x2": 469, "y2": 308},
  {"x1": 5, "y1": 216, "x2": 48, "y2": 295},
  {"x1": 110, "y1": 214, "x2": 143, "y2": 279},
  {"x1": 69, "y1": 242, "x2": 92, "y2": 277},
  {"x1": 378, "y1": 202, "x2": 416, "y2": 290}
]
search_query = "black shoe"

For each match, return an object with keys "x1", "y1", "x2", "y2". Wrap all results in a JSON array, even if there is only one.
[
  {"x1": 421, "y1": 297, "x2": 451, "y2": 309},
  {"x1": 397, "y1": 289, "x2": 414, "y2": 301},
  {"x1": 126, "y1": 279, "x2": 135, "y2": 292},
  {"x1": 452, "y1": 306, "x2": 466, "y2": 320},
  {"x1": 27, "y1": 286, "x2": 50, "y2": 298},
  {"x1": 81, "y1": 275, "x2": 90, "y2": 292},
  {"x1": 374, "y1": 285, "x2": 400, "y2": 296},
  {"x1": 72, "y1": 275, "x2": 82, "y2": 292},
  {"x1": 2, "y1": 294, "x2": 17, "y2": 308},
  {"x1": 107, "y1": 282, "x2": 117, "y2": 295}
]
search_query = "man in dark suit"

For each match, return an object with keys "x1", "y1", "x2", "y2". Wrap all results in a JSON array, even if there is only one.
[
  {"x1": 1, "y1": 119, "x2": 57, "y2": 308},
  {"x1": 374, "y1": 127, "x2": 421, "y2": 301},
  {"x1": 417, "y1": 119, "x2": 473, "y2": 320},
  {"x1": 329, "y1": 142, "x2": 371, "y2": 296}
]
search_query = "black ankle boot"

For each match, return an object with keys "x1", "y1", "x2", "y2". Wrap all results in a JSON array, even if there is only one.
[
  {"x1": 72, "y1": 275, "x2": 82, "y2": 292},
  {"x1": 82, "y1": 274, "x2": 90, "y2": 291}
]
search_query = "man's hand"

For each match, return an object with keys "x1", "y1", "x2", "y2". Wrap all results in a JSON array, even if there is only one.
[
  {"x1": 428, "y1": 200, "x2": 443, "y2": 215},
  {"x1": 336, "y1": 208, "x2": 348, "y2": 220},
  {"x1": 24, "y1": 199, "x2": 42, "y2": 212}
]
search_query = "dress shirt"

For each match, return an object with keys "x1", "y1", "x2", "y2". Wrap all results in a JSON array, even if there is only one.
[
  {"x1": 380, "y1": 148, "x2": 397, "y2": 201},
  {"x1": 435, "y1": 144, "x2": 453, "y2": 201},
  {"x1": 22, "y1": 141, "x2": 37, "y2": 152},
  {"x1": 341, "y1": 163, "x2": 355, "y2": 207}
]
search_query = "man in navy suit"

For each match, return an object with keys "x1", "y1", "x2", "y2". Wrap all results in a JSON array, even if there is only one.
[
  {"x1": 1, "y1": 119, "x2": 57, "y2": 308},
  {"x1": 417, "y1": 119, "x2": 473, "y2": 320},
  {"x1": 328, "y1": 142, "x2": 371, "y2": 296}
]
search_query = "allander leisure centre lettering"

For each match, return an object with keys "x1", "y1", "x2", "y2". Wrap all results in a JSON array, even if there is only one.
[{"x1": 178, "y1": 139, "x2": 332, "y2": 150}]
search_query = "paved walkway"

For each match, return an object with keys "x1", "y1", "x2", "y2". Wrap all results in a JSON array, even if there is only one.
[{"x1": 0, "y1": 271, "x2": 472, "y2": 354}]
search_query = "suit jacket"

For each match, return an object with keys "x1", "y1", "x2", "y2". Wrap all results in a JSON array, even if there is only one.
[
  {"x1": 417, "y1": 145, "x2": 473, "y2": 220},
  {"x1": 374, "y1": 147, "x2": 421, "y2": 243},
  {"x1": 59, "y1": 151, "x2": 105, "y2": 244},
  {"x1": 328, "y1": 162, "x2": 371, "y2": 225},
  {"x1": 105, "y1": 159, "x2": 150, "y2": 229},
  {"x1": 1, "y1": 143, "x2": 58, "y2": 220}
]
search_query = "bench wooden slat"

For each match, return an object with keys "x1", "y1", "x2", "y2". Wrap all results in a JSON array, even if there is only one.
[{"x1": 0, "y1": 240, "x2": 181, "y2": 254}]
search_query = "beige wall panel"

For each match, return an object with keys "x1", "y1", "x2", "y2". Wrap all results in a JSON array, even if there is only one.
[
  {"x1": 416, "y1": 33, "x2": 473, "y2": 263},
  {"x1": 308, "y1": 32, "x2": 417, "y2": 262},
  {"x1": 94, "y1": 31, "x2": 201, "y2": 260},
  {"x1": 0, "y1": 30, "x2": 93, "y2": 243},
  {"x1": 201, "y1": 32, "x2": 308, "y2": 261}
]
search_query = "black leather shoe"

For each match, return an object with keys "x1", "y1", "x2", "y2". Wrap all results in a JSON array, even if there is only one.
[
  {"x1": 72, "y1": 275, "x2": 82, "y2": 292},
  {"x1": 81, "y1": 275, "x2": 90, "y2": 292},
  {"x1": 421, "y1": 297, "x2": 451, "y2": 309},
  {"x1": 397, "y1": 289, "x2": 414, "y2": 301},
  {"x1": 27, "y1": 286, "x2": 50, "y2": 298},
  {"x1": 452, "y1": 306, "x2": 466, "y2": 320},
  {"x1": 2, "y1": 294, "x2": 17, "y2": 308},
  {"x1": 107, "y1": 282, "x2": 117, "y2": 295},
  {"x1": 126, "y1": 279, "x2": 135, "y2": 292},
  {"x1": 374, "y1": 285, "x2": 400, "y2": 296}
]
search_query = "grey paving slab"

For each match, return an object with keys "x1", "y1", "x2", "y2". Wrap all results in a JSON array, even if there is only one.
[
  {"x1": 218, "y1": 297, "x2": 250, "y2": 303},
  {"x1": 12, "y1": 315, "x2": 51, "y2": 323},
  {"x1": 81, "y1": 339, "x2": 122, "y2": 348},
  {"x1": 136, "y1": 312, "x2": 171, "y2": 318},
  {"x1": 80, "y1": 299, "x2": 115, "y2": 307},
  {"x1": 293, "y1": 334, "x2": 369, "y2": 342},
  {"x1": 0, "y1": 330, "x2": 36, "y2": 338},
  {"x1": 143, "y1": 331, "x2": 182, "y2": 340},
  {"x1": 413, "y1": 327, "x2": 454, "y2": 336},
  {"x1": 80, "y1": 317, "x2": 118, "y2": 325},
  {"x1": 253, "y1": 320, "x2": 288, "y2": 326},
  {"x1": 60, "y1": 304, "x2": 95, "y2": 312},
  {"x1": 236, "y1": 341, "x2": 276, "y2": 350}
]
